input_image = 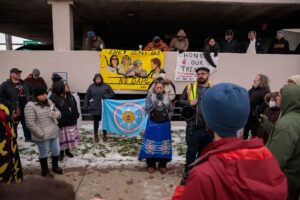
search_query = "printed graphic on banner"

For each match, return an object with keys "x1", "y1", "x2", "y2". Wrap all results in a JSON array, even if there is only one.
[
  {"x1": 100, "y1": 49, "x2": 165, "y2": 90},
  {"x1": 174, "y1": 52, "x2": 218, "y2": 81},
  {"x1": 102, "y1": 98, "x2": 148, "y2": 136}
]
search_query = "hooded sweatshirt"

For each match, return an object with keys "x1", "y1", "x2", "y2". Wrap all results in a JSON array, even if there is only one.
[
  {"x1": 266, "y1": 85, "x2": 300, "y2": 191},
  {"x1": 173, "y1": 137, "x2": 288, "y2": 200},
  {"x1": 169, "y1": 30, "x2": 189, "y2": 51},
  {"x1": 83, "y1": 73, "x2": 114, "y2": 116}
]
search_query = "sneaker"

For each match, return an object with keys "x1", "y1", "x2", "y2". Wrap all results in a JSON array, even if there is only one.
[{"x1": 94, "y1": 134, "x2": 99, "y2": 142}]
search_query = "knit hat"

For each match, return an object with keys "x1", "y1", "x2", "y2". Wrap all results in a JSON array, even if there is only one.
[
  {"x1": 51, "y1": 74, "x2": 62, "y2": 83},
  {"x1": 32, "y1": 68, "x2": 40, "y2": 76},
  {"x1": 276, "y1": 30, "x2": 284, "y2": 37},
  {"x1": 87, "y1": 31, "x2": 95, "y2": 39},
  {"x1": 201, "y1": 83, "x2": 250, "y2": 138},
  {"x1": 153, "y1": 36, "x2": 161, "y2": 43},
  {"x1": 34, "y1": 84, "x2": 47, "y2": 97},
  {"x1": 288, "y1": 74, "x2": 300, "y2": 85}
]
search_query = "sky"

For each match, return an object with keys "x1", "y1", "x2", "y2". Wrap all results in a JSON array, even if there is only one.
[{"x1": 0, "y1": 32, "x2": 30, "y2": 50}]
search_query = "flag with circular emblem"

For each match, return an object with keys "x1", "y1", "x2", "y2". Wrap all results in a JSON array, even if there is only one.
[{"x1": 102, "y1": 99, "x2": 148, "y2": 135}]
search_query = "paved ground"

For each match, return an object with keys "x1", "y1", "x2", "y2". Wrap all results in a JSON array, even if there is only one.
[{"x1": 23, "y1": 165, "x2": 184, "y2": 200}]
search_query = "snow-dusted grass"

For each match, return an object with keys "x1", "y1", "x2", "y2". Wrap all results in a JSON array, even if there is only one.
[{"x1": 18, "y1": 124, "x2": 187, "y2": 169}]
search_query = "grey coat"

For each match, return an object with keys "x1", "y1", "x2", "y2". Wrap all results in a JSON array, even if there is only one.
[
  {"x1": 24, "y1": 100, "x2": 60, "y2": 142},
  {"x1": 83, "y1": 74, "x2": 114, "y2": 116},
  {"x1": 146, "y1": 91, "x2": 173, "y2": 120}
]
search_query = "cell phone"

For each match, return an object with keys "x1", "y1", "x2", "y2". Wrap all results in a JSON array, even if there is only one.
[{"x1": 51, "y1": 104, "x2": 55, "y2": 111}]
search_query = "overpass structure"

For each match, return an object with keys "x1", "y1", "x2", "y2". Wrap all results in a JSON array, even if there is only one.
[{"x1": 0, "y1": 0, "x2": 300, "y2": 94}]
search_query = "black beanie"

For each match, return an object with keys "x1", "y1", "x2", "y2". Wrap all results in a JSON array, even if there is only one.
[
  {"x1": 34, "y1": 84, "x2": 47, "y2": 97},
  {"x1": 52, "y1": 74, "x2": 62, "y2": 83}
]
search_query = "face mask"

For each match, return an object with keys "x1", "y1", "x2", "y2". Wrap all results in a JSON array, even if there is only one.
[{"x1": 269, "y1": 100, "x2": 277, "y2": 108}]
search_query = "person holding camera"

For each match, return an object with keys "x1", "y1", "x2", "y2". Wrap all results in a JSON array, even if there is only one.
[
  {"x1": 24, "y1": 84, "x2": 64, "y2": 177},
  {"x1": 138, "y1": 79, "x2": 173, "y2": 174},
  {"x1": 179, "y1": 67, "x2": 213, "y2": 172}
]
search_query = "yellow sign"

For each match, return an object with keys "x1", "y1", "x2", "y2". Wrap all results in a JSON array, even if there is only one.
[{"x1": 100, "y1": 49, "x2": 165, "y2": 90}]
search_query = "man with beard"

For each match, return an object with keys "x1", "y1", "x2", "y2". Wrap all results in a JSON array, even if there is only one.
[{"x1": 179, "y1": 67, "x2": 213, "y2": 172}]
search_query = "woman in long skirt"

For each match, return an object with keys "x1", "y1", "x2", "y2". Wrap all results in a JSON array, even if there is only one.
[{"x1": 138, "y1": 79, "x2": 173, "y2": 174}]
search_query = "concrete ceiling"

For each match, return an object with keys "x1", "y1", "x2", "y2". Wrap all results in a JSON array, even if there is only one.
[{"x1": 0, "y1": 0, "x2": 300, "y2": 49}]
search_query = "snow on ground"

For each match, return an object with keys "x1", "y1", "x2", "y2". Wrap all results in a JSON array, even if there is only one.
[{"x1": 17, "y1": 124, "x2": 187, "y2": 169}]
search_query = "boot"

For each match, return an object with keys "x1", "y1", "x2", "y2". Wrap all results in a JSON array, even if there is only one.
[
  {"x1": 59, "y1": 150, "x2": 64, "y2": 161},
  {"x1": 94, "y1": 134, "x2": 99, "y2": 142},
  {"x1": 52, "y1": 156, "x2": 64, "y2": 174},
  {"x1": 103, "y1": 130, "x2": 107, "y2": 142},
  {"x1": 39, "y1": 157, "x2": 54, "y2": 178},
  {"x1": 65, "y1": 149, "x2": 74, "y2": 158}
]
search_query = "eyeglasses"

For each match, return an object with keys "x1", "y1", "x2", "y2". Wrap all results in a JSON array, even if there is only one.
[
  {"x1": 112, "y1": 58, "x2": 118, "y2": 61},
  {"x1": 196, "y1": 72, "x2": 208, "y2": 76}
]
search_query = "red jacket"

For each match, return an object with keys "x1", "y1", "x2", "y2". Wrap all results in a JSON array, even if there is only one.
[{"x1": 173, "y1": 137, "x2": 288, "y2": 200}]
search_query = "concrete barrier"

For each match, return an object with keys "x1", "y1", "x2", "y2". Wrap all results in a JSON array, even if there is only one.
[{"x1": 1, "y1": 50, "x2": 299, "y2": 93}]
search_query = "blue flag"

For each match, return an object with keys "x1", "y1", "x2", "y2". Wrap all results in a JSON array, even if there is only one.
[{"x1": 102, "y1": 99, "x2": 148, "y2": 136}]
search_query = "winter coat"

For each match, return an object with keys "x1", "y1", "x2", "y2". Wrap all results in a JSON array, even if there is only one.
[
  {"x1": 241, "y1": 39, "x2": 264, "y2": 54},
  {"x1": 84, "y1": 36, "x2": 105, "y2": 50},
  {"x1": 203, "y1": 43, "x2": 220, "y2": 68},
  {"x1": 268, "y1": 38, "x2": 290, "y2": 54},
  {"x1": 172, "y1": 137, "x2": 288, "y2": 200},
  {"x1": 219, "y1": 38, "x2": 240, "y2": 53},
  {"x1": 83, "y1": 74, "x2": 114, "y2": 116},
  {"x1": 49, "y1": 92, "x2": 79, "y2": 128},
  {"x1": 266, "y1": 85, "x2": 300, "y2": 191},
  {"x1": 0, "y1": 79, "x2": 32, "y2": 113},
  {"x1": 146, "y1": 91, "x2": 174, "y2": 121},
  {"x1": 248, "y1": 86, "x2": 270, "y2": 119},
  {"x1": 179, "y1": 82, "x2": 211, "y2": 129},
  {"x1": 257, "y1": 106, "x2": 280, "y2": 144},
  {"x1": 0, "y1": 104, "x2": 23, "y2": 183},
  {"x1": 169, "y1": 30, "x2": 189, "y2": 51},
  {"x1": 144, "y1": 40, "x2": 171, "y2": 51},
  {"x1": 24, "y1": 75, "x2": 48, "y2": 91},
  {"x1": 24, "y1": 99, "x2": 60, "y2": 142}
]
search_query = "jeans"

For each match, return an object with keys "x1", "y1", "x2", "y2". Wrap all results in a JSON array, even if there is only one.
[
  {"x1": 185, "y1": 127, "x2": 213, "y2": 171},
  {"x1": 14, "y1": 114, "x2": 31, "y2": 140},
  {"x1": 93, "y1": 115, "x2": 106, "y2": 135},
  {"x1": 35, "y1": 137, "x2": 60, "y2": 158}
]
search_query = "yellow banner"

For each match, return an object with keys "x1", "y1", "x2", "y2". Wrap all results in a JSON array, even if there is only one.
[{"x1": 100, "y1": 49, "x2": 165, "y2": 90}]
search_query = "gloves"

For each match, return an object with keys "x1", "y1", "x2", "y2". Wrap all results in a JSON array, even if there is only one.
[{"x1": 156, "y1": 93, "x2": 163, "y2": 100}]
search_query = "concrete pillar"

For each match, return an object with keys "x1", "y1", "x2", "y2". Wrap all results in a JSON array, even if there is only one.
[
  {"x1": 5, "y1": 34, "x2": 12, "y2": 50},
  {"x1": 48, "y1": 0, "x2": 74, "y2": 51}
]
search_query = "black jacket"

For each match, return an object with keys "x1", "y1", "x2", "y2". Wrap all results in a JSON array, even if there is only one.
[
  {"x1": 203, "y1": 43, "x2": 220, "y2": 68},
  {"x1": 0, "y1": 79, "x2": 31, "y2": 112},
  {"x1": 49, "y1": 92, "x2": 79, "y2": 128},
  {"x1": 241, "y1": 39, "x2": 264, "y2": 54},
  {"x1": 179, "y1": 82, "x2": 211, "y2": 129},
  {"x1": 83, "y1": 74, "x2": 114, "y2": 116},
  {"x1": 219, "y1": 39, "x2": 240, "y2": 53},
  {"x1": 268, "y1": 38, "x2": 290, "y2": 54},
  {"x1": 248, "y1": 86, "x2": 270, "y2": 118}
]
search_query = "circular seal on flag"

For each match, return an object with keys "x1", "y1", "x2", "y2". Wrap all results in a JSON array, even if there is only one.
[{"x1": 113, "y1": 102, "x2": 146, "y2": 134}]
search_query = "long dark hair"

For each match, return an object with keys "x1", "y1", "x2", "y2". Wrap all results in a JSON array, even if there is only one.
[{"x1": 53, "y1": 80, "x2": 65, "y2": 96}]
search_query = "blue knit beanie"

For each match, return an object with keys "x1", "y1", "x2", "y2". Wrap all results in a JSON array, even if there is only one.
[
  {"x1": 87, "y1": 31, "x2": 95, "y2": 39},
  {"x1": 201, "y1": 83, "x2": 250, "y2": 138}
]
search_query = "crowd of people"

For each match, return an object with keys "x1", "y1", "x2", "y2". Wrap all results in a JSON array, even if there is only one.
[
  {"x1": 0, "y1": 64, "x2": 299, "y2": 200},
  {"x1": 84, "y1": 29, "x2": 300, "y2": 55}
]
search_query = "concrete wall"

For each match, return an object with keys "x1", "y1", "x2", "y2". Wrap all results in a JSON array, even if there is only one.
[{"x1": 1, "y1": 51, "x2": 300, "y2": 94}]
